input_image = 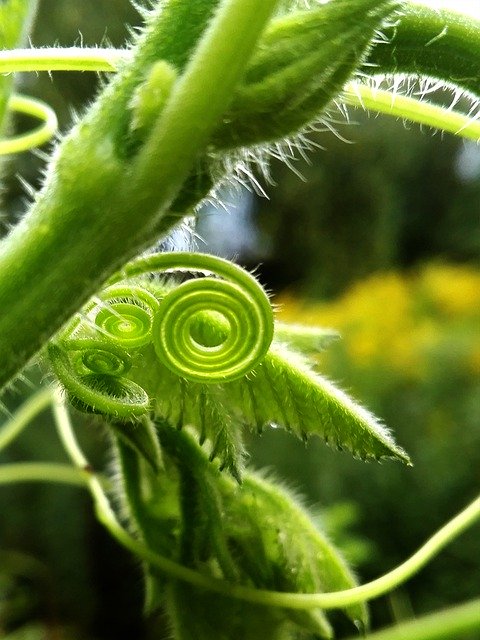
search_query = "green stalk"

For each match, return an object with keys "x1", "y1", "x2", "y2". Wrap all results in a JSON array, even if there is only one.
[
  {"x1": 0, "y1": 462, "x2": 89, "y2": 487},
  {"x1": 50, "y1": 391, "x2": 480, "y2": 615},
  {"x1": 0, "y1": 0, "x2": 280, "y2": 391},
  {"x1": 0, "y1": 385, "x2": 54, "y2": 452},
  {"x1": 0, "y1": 47, "x2": 125, "y2": 73},
  {"x1": 0, "y1": 0, "x2": 39, "y2": 132},
  {"x1": 345, "y1": 597, "x2": 480, "y2": 640},
  {"x1": 0, "y1": 94, "x2": 57, "y2": 154},
  {"x1": 343, "y1": 82, "x2": 480, "y2": 140}
]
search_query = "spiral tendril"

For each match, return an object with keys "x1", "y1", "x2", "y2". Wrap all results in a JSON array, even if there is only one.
[
  {"x1": 112, "y1": 252, "x2": 274, "y2": 383},
  {"x1": 49, "y1": 252, "x2": 274, "y2": 417},
  {"x1": 48, "y1": 343, "x2": 148, "y2": 419},
  {"x1": 0, "y1": 94, "x2": 58, "y2": 155},
  {"x1": 93, "y1": 285, "x2": 159, "y2": 348}
]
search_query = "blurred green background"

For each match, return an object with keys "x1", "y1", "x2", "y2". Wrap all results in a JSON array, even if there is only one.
[{"x1": 0, "y1": 1, "x2": 479, "y2": 638}]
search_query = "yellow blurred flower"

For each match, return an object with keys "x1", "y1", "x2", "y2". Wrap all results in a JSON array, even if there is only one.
[
  {"x1": 419, "y1": 264, "x2": 480, "y2": 317},
  {"x1": 275, "y1": 263, "x2": 480, "y2": 380}
]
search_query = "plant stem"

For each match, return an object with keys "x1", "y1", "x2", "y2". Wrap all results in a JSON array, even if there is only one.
[
  {"x1": 0, "y1": 0, "x2": 280, "y2": 391},
  {"x1": 0, "y1": 94, "x2": 58, "y2": 154},
  {"x1": 0, "y1": 47, "x2": 126, "y2": 73},
  {"x1": 0, "y1": 462, "x2": 89, "y2": 487},
  {"x1": 223, "y1": 492, "x2": 480, "y2": 610},
  {"x1": 52, "y1": 390, "x2": 224, "y2": 592},
  {"x1": 343, "y1": 81, "x2": 480, "y2": 141},
  {"x1": 0, "y1": 385, "x2": 54, "y2": 452},
  {"x1": 366, "y1": 5, "x2": 480, "y2": 98},
  {"x1": 4, "y1": 47, "x2": 480, "y2": 146},
  {"x1": 0, "y1": 0, "x2": 39, "y2": 130},
  {"x1": 128, "y1": 0, "x2": 281, "y2": 212},
  {"x1": 346, "y1": 597, "x2": 480, "y2": 640}
]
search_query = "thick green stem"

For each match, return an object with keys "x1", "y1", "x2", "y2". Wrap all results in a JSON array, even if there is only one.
[
  {"x1": 0, "y1": 0, "x2": 280, "y2": 391},
  {"x1": 126, "y1": 0, "x2": 281, "y2": 212},
  {"x1": 346, "y1": 597, "x2": 480, "y2": 640}
]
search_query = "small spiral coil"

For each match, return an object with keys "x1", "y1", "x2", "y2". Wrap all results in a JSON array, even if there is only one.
[
  {"x1": 93, "y1": 285, "x2": 159, "y2": 348},
  {"x1": 111, "y1": 252, "x2": 274, "y2": 383},
  {"x1": 48, "y1": 343, "x2": 148, "y2": 419},
  {"x1": 49, "y1": 252, "x2": 274, "y2": 417}
]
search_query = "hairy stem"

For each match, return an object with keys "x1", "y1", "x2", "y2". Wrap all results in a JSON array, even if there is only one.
[
  {"x1": 343, "y1": 81, "x2": 480, "y2": 140},
  {"x1": 0, "y1": 0, "x2": 280, "y2": 391},
  {"x1": 0, "y1": 47, "x2": 126, "y2": 73}
]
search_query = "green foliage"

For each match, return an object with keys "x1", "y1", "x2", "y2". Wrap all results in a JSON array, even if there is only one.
[
  {"x1": 0, "y1": 1, "x2": 479, "y2": 639},
  {"x1": 117, "y1": 424, "x2": 367, "y2": 639},
  {"x1": 48, "y1": 251, "x2": 408, "y2": 479}
]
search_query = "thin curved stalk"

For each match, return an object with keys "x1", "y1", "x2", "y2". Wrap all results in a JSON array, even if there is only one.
[
  {"x1": 52, "y1": 390, "x2": 480, "y2": 613},
  {"x1": 0, "y1": 47, "x2": 126, "y2": 73},
  {"x1": 0, "y1": 94, "x2": 58, "y2": 154},
  {"x1": 343, "y1": 81, "x2": 480, "y2": 141},
  {"x1": 0, "y1": 462, "x2": 89, "y2": 487},
  {"x1": 0, "y1": 386, "x2": 54, "y2": 452},
  {"x1": 345, "y1": 597, "x2": 480, "y2": 640}
]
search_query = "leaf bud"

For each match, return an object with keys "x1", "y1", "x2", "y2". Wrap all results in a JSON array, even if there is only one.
[{"x1": 212, "y1": 0, "x2": 401, "y2": 148}]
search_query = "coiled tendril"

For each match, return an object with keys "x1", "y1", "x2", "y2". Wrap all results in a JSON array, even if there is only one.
[
  {"x1": 69, "y1": 338, "x2": 133, "y2": 377},
  {"x1": 49, "y1": 252, "x2": 274, "y2": 417},
  {"x1": 93, "y1": 285, "x2": 160, "y2": 348},
  {"x1": 48, "y1": 343, "x2": 149, "y2": 419},
  {"x1": 111, "y1": 252, "x2": 274, "y2": 383},
  {"x1": 0, "y1": 94, "x2": 58, "y2": 156}
]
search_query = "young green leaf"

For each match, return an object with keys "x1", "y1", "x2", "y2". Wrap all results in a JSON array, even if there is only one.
[
  {"x1": 228, "y1": 472, "x2": 368, "y2": 633},
  {"x1": 228, "y1": 342, "x2": 411, "y2": 463},
  {"x1": 49, "y1": 253, "x2": 410, "y2": 475}
]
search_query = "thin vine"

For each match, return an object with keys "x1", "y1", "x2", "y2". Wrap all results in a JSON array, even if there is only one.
[{"x1": 0, "y1": 389, "x2": 478, "y2": 615}]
